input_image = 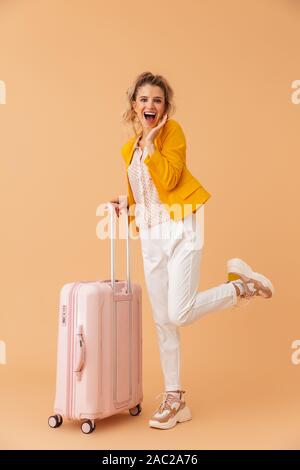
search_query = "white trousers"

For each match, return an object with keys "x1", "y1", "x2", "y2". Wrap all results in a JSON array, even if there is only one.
[{"x1": 139, "y1": 207, "x2": 238, "y2": 392}]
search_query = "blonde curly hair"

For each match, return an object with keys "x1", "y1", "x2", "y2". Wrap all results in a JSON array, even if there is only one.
[{"x1": 122, "y1": 71, "x2": 176, "y2": 137}]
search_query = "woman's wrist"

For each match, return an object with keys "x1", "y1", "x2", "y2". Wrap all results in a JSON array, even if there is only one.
[{"x1": 145, "y1": 140, "x2": 155, "y2": 155}]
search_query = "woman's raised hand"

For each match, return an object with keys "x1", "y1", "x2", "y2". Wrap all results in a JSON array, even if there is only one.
[{"x1": 145, "y1": 113, "x2": 168, "y2": 144}]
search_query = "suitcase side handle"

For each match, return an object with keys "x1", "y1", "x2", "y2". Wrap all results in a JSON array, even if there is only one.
[
  {"x1": 74, "y1": 325, "x2": 85, "y2": 381},
  {"x1": 106, "y1": 201, "x2": 131, "y2": 295}
]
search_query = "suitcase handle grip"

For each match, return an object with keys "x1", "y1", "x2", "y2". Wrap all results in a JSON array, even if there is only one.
[
  {"x1": 106, "y1": 201, "x2": 131, "y2": 295},
  {"x1": 74, "y1": 325, "x2": 85, "y2": 381}
]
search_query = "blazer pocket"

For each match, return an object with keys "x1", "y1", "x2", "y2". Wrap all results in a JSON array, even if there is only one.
[{"x1": 178, "y1": 179, "x2": 202, "y2": 199}]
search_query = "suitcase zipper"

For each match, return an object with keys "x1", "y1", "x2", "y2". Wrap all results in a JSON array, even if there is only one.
[
  {"x1": 67, "y1": 282, "x2": 80, "y2": 419},
  {"x1": 66, "y1": 283, "x2": 74, "y2": 419}
]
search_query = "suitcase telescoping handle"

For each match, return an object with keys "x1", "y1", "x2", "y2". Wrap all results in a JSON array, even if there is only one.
[{"x1": 106, "y1": 202, "x2": 131, "y2": 295}]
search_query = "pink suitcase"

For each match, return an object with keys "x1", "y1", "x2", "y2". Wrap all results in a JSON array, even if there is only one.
[{"x1": 48, "y1": 203, "x2": 143, "y2": 434}]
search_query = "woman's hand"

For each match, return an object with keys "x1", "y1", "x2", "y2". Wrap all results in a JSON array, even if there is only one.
[
  {"x1": 109, "y1": 197, "x2": 128, "y2": 218},
  {"x1": 145, "y1": 113, "x2": 168, "y2": 145}
]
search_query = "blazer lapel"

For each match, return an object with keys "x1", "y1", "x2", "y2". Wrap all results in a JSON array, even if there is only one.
[{"x1": 126, "y1": 135, "x2": 140, "y2": 167}]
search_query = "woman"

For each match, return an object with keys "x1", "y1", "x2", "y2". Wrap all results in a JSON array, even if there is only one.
[{"x1": 110, "y1": 71, "x2": 274, "y2": 430}]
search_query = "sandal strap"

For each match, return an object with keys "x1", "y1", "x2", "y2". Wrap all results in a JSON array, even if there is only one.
[{"x1": 238, "y1": 277, "x2": 259, "y2": 298}]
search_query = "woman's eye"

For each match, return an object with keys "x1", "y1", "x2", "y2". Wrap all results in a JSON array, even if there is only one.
[{"x1": 140, "y1": 98, "x2": 162, "y2": 103}]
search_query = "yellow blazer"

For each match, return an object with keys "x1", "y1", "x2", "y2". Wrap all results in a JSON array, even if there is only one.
[{"x1": 121, "y1": 118, "x2": 211, "y2": 230}]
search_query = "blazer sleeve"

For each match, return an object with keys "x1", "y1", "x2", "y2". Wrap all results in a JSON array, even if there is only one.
[{"x1": 143, "y1": 121, "x2": 186, "y2": 191}]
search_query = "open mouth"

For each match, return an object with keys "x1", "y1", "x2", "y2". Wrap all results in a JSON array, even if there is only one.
[{"x1": 144, "y1": 112, "x2": 157, "y2": 122}]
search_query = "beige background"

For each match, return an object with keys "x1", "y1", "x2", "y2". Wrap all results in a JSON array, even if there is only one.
[{"x1": 1, "y1": 0, "x2": 300, "y2": 449}]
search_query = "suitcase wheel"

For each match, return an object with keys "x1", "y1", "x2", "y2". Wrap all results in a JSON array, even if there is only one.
[
  {"x1": 81, "y1": 419, "x2": 96, "y2": 434},
  {"x1": 48, "y1": 414, "x2": 63, "y2": 428},
  {"x1": 129, "y1": 404, "x2": 142, "y2": 416}
]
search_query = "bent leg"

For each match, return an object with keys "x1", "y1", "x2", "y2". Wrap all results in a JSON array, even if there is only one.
[{"x1": 167, "y1": 225, "x2": 238, "y2": 327}]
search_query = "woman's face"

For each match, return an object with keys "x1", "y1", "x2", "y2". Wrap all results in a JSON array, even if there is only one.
[{"x1": 132, "y1": 84, "x2": 166, "y2": 131}]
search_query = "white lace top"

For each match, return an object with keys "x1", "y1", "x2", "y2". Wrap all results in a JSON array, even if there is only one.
[{"x1": 127, "y1": 139, "x2": 171, "y2": 230}]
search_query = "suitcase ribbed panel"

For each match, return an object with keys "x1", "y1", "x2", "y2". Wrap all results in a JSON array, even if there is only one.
[{"x1": 114, "y1": 299, "x2": 131, "y2": 406}]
